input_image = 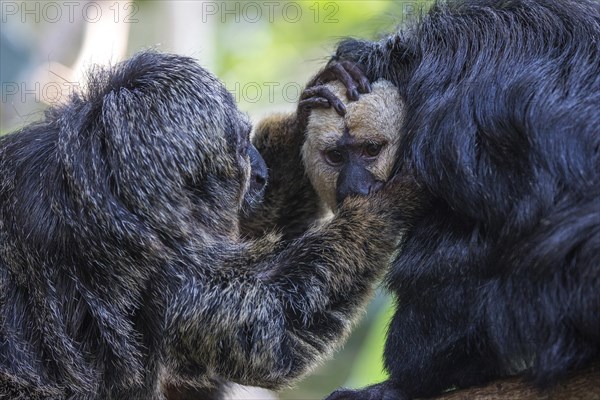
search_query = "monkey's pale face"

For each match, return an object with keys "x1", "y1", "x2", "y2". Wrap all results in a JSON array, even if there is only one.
[{"x1": 302, "y1": 80, "x2": 405, "y2": 211}]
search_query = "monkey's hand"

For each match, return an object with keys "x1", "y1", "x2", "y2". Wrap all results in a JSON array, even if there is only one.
[
  {"x1": 335, "y1": 173, "x2": 427, "y2": 256},
  {"x1": 365, "y1": 173, "x2": 427, "y2": 226},
  {"x1": 325, "y1": 381, "x2": 408, "y2": 400},
  {"x1": 308, "y1": 60, "x2": 372, "y2": 101},
  {"x1": 297, "y1": 61, "x2": 371, "y2": 132}
]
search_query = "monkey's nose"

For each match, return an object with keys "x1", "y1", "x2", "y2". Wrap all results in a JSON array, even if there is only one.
[
  {"x1": 248, "y1": 145, "x2": 268, "y2": 191},
  {"x1": 254, "y1": 170, "x2": 267, "y2": 188},
  {"x1": 336, "y1": 166, "x2": 379, "y2": 205}
]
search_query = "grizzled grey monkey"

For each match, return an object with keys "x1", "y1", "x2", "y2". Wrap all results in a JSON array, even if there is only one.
[{"x1": 0, "y1": 51, "x2": 423, "y2": 399}]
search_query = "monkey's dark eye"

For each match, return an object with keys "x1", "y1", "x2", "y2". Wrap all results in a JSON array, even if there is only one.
[
  {"x1": 364, "y1": 142, "x2": 383, "y2": 158},
  {"x1": 324, "y1": 149, "x2": 344, "y2": 166}
]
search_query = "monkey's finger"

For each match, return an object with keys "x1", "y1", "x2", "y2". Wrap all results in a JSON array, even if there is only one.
[
  {"x1": 313, "y1": 65, "x2": 337, "y2": 86},
  {"x1": 313, "y1": 63, "x2": 360, "y2": 100},
  {"x1": 381, "y1": 174, "x2": 419, "y2": 196},
  {"x1": 368, "y1": 181, "x2": 385, "y2": 195},
  {"x1": 297, "y1": 97, "x2": 335, "y2": 132},
  {"x1": 298, "y1": 97, "x2": 330, "y2": 111},
  {"x1": 329, "y1": 63, "x2": 361, "y2": 101},
  {"x1": 301, "y1": 86, "x2": 346, "y2": 116},
  {"x1": 340, "y1": 61, "x2": 372, "y2": 94}
]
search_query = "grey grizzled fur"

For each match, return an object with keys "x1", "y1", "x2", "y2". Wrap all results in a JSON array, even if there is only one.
[{"x1": 0, "y1": 51, "x2": 422, "y2": 399}]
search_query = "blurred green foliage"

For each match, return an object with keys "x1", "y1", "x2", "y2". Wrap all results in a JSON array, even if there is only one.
[
  {"x1": 207, "y1": 1, "x2": 433, "y2": 120},
  {"x1": 345, "y1": 296, "x2": 396, "y2": 387}
]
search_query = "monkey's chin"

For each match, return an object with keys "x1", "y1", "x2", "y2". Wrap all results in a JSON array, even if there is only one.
[{"x1": 240, "y1": 187, "x2": 266, "y2": 219}]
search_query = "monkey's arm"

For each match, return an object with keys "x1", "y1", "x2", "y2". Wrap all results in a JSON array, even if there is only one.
[
  {"x1": 165, "y1": 179, "x2": 421, "y2": 390},
  {"x1": 240, "y1": 113, "x2": 322, "y2": 240}
]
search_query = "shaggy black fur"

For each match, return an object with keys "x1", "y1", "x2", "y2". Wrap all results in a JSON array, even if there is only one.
[{"x1": 325, "y1": 0, "x2": 600, "y2": 399}]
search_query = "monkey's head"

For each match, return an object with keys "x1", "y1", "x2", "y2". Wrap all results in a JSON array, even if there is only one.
[
  {"x1": 6, "y1": 52, "x2": 268, "y2": 249},
  {"x1": 302, "y1": 80, "x2": 404, "y2": 211},
  {"x1": 92, "y1": 52, "x2": 269, "y2": 237}
]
